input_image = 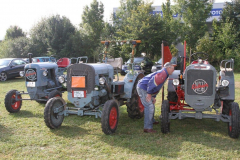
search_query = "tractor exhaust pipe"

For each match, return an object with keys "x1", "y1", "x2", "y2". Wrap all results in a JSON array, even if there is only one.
[{"x1": 28, "y1": 53, "x2": 33, "y2": 63}]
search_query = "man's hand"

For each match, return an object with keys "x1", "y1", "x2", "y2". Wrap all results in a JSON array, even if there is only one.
[
  {"x1": 146, "y1": 94, "x2": 152, "y2": 102},
  {"x1": 152, "y1": 97, "x2": 156, "y2": 104}
]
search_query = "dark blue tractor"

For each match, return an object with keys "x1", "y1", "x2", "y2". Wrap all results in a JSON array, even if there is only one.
[{"x1": 4, "y1": 54, "x2": 69, "y2": 113}]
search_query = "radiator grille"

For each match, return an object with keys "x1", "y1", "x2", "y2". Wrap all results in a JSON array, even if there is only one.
[{"x1": 186, "y1": 70, "x2": 213, "y2": 96}]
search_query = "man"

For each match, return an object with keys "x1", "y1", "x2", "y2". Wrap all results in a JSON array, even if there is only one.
[{"x1": 137, "y1": 62, "x2": 175, "y2": 133}]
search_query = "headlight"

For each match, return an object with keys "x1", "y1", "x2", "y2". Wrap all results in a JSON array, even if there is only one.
[
  {"x1": 173, "y1": 79, "x2": 179, "y2": 85},
  {"x1": 58, "y1": 76, "x2": 65, "y2": 83},
  {"x1": 43, "y1": 70, "x2": 48, "y2": 76},
  {"x1": 20, "y1": 71, "x2": 25, "y2": 77},
  {"x1": 152, "y1": 66, "x2": 157, "y2": 70},
  {"x1": 222, "y1": 80, "x2": 229, "y2": 86},
  {"x1": 99, "y1": 77, "x2": 106, "y2": 85}
]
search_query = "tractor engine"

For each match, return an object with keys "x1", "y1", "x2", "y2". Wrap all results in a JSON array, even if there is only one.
[
  {"x1": 67, "y1": 63, "x2": 114, "y2": 109},
  {"x1": 184, "y1": 62, "x2": 217, "y2": 111},
  {"x1": 24, "y1": 63, "x2": 60, "y2": 99}
]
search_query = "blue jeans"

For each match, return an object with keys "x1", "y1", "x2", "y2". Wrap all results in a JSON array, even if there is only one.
[{"x1": 137, "y1": 87, "x2": 156, "y2": 129}]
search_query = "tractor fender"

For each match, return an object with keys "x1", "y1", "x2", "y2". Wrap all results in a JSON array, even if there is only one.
[
  {"x1": 121, "y1": 72, "x2": 144, "y2": 99},
  {"x1": 168, "y1": 70, "x2": 181, "y2": 92},
  {"x1": 219, "y1": 70, "x2": 235, "y2": 100}
]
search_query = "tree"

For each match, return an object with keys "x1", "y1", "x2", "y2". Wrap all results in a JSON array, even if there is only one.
[
  {"x1": 196, "y1": 1, "x2": 240, "y2": 70},
  {"x1": 173, "y1": 0, "x2": 212, "y2": 58},
  {"x1": 162, "y1": 0, "x2": 183, "y2": 46},
  {"x1": 0, "y1": 37, "x2": 29, "y2": 58},
  {"x1": 80, "y1": 0, "x2": 104, "y2": 61},
  {"x1": 29, "y1": 15, "x2": 76, "y2": 57},
  {"x1": 4, "y1": 26, "x2": 25, "y2": 40}
]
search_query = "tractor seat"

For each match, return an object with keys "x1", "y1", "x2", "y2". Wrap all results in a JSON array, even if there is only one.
[
  {"x1": 106, "y1": 58, "x2": 123, "y2": 70},
  {"x1": 57, "y1": 58, "x2": 70, "y2": 68}
]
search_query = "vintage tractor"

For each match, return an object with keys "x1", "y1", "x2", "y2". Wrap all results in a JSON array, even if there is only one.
[
  {"x1": 161, "y1": 47, "x2": 239, "y2": 138},
  {"x1": 4, "y1": 53, "x2": 70, "y2": 113},
  {"x1": 44, "y1": 40, "x2": 145, "y2": 134}
]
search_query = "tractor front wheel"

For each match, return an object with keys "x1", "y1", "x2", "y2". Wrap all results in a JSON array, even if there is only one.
[
  {"x1": 4, "y1": 90, "x2": 22, "y2": 113},
  {"x1": 161, "y1": 100, "x2": 170, "y2": 134},
  {"x1": 44, "y1": 97, "x2": 65, "y2": 129},
  {"x1": 228, "y1": 102, "x2": 239, "y2": 138},
  {"x1": 101, "y1": 100, "x2": 119, "y2": 135}
]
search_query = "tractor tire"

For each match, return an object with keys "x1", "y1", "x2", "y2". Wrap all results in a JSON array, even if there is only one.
[
  {"x1": 44, "y1": 97, "x2": 65, "y2": 129},
  {"x1": 48, "y1": 90, "x2": 62, "y2": 99},
  {"x1": 101, "y1": 100, "x2": 119, "y2": 135},
  {"x1": 228, "y1": 102, "x2": 239, "y2": 138},
  {"x1": 4, "y1": 90, "x2": 22, "y2": 113},
  {"x1": 167, "y1": 91, "x2": 178, "y2": 103},
  {"x1": 222, "y1": 100, "x2": 233, "y2": 115},
  {"x1": 161, "y1": 100, "x2": 170, "y2": 134},
  {"x1": 126, "y1": 74, "x2": 144, "y2": 119}
]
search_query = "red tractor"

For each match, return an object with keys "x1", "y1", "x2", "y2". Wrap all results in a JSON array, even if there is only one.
[{"x1": 161, "y1": 46, "x2": 239, "y2": 138}]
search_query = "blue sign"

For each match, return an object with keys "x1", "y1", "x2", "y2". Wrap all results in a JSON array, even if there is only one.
[
  {"x1": 210, "y1": 8, "x2": 223, "y2": 16},
  {"x1": 151, "y1": 8, "x2": 223, "y2": 17}
]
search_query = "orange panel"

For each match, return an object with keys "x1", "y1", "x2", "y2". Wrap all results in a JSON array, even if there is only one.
[{"x1": 71, "y1": 76, "x2": 86, "y2": 88}]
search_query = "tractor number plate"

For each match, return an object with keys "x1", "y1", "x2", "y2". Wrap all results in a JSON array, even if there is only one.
[
  {"x1": 73, "y1": 91, "x2": 85, "y2": 98},
  {"x1": 27, "y1": 82, "x2": 35, "y2": 87}
]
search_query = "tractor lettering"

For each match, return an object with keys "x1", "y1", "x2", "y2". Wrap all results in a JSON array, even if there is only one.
[
  {"x1": 25, "y1": 69, "x2": 37, "y2": 81},
  {"x1": 192, "y1": 79, "x2": 208, "y2": 94}
]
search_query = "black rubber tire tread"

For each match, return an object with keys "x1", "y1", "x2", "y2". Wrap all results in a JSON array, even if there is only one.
[
  {"x1": 126, "y1": 74, "x2": 144, "y2": 119},
  {"x1": 44, "y1": 97, "x2": 65, "y2": 129},
  {"x1": 4, "y1": 90, "x2": 22, "y2": 113},
  {"x1": 228, "y1": 102, "x2": 239, "y2": 138},
  {"x1": 48, "y1": 90, "x2": 62, "y2": 99},
  {"x1": 161, "y1": 100, "x2": 170, "y2": 134},
  {"x1": 222, "y1": 100, "x2": 233, "y2": 115},
  {"x1": 167, "y1": 91, "x2": 178, "y2": 103},
  {"x1": 101, "y1": 100, "x2": 119, "y2": 135}
]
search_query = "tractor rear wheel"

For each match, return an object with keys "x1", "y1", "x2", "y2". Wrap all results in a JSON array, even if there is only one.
[
  {"x1": 222, "y1": 100, "x2": 233, "y2": 115},
  {"x1": 101, "y1": 100, "x2": 119, "y2": 135},
  {"x1": 126, "y1": 74, "x2": 144, "y2": 119},
  {"x1": 161, "y1": 100, "x2": 170, "y2": 134},
  {"x1": 228, "y1": 102, "x2": 239, "y2": 138},
  {"x1": 167, "y1": 91, "x2": 178, "y2": 103},
  {"x1": 48, "y1": 90, "x2": 62, "y2": 99},
  {"x1": 44, "y1": 97, "x2": 65, "y2": 129},
  {"x1": 5, "y1": 90, "x2": 22, "y2": 113}
]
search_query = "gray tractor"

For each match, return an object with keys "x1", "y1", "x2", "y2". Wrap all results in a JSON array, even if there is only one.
[
  {"x1": 44, "y1": 40, "x2": 145, "y2": 134},
  {"x1": 4, "y1": 54, "x2": 69, "y2": 113},
  {"x1": 162, "y1": 52, "x2": 239, "y2": 138}
]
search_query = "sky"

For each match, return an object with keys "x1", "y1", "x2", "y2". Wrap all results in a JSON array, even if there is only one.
[{"x1": 0, "y1": 0, "x2": 231, "y2": 40}]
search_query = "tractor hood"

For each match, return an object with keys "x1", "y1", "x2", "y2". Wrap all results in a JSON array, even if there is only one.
[{"x1": 67, "y1": 63, "x2": 114, "y2": 94}]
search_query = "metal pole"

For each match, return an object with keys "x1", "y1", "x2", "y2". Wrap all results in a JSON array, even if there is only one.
[
  {"x1": 161, "y1": 41, "x2": 164, "y2": 102},
  {"x1": 184, "y1": 40, "x2": 186, "y2": 71}
]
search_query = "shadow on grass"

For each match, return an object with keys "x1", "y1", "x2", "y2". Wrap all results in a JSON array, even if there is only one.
[
  {"x1": 8, "y1": 110, "x2": 44, "y2": 118},
  {"x1": 49, "y1": 115, "x2": 102, "y2": 138},
  {"x1": 49, "y1": 125, "x2": 89, "y2": 138},
  {"x1": 99, "y1": 111, "x2": 240, "y2": 158}
]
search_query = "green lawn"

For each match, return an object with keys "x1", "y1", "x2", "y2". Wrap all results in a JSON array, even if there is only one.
[{"x1": 0, "y1": 74, "x2": 240, "y2": 159}]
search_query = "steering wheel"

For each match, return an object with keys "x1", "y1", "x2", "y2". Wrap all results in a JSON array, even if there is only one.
[{"x1": 191, "y1": 52, "x2": 209, "y2": 61}]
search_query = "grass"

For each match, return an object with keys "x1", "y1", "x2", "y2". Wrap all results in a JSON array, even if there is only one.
[{"x1": 0, "y1": 74, "x2": 240, "y2": 159}]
